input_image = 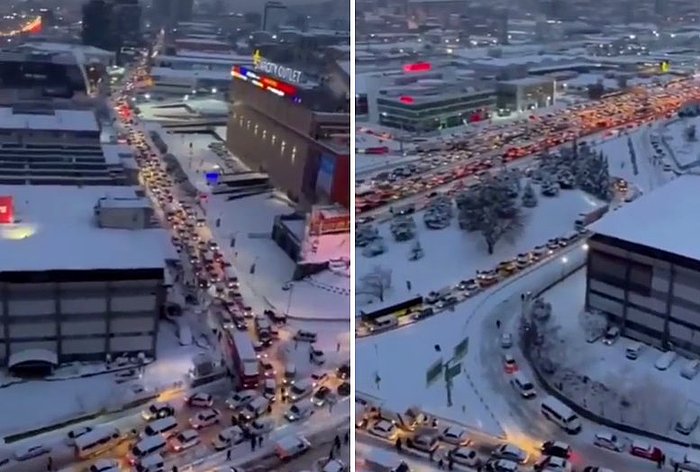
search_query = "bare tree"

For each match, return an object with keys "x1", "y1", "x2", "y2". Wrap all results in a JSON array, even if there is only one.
[{"x1": 359, "y1": 266, "x2": 393, "y2": 303}]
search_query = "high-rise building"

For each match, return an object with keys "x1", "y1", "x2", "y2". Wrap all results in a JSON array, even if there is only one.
[
  {"x1": 112, "y1": 0, "x2": 143, "y2": 47},
  {"x1": 152, "y1": 0, "x2": 193, "y2": 27},
  {"x1": 82, "y1": 0, "x2": 142, "y2": 52},
  {"x1": 82, "y1": 0, "x2": 115, "y2": 51}
]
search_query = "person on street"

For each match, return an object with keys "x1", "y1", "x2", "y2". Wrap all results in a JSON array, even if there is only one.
[
  {"x1": 496, "y1": 319, "x2": 501, "y2": 329},
  {"x1": 47, "y1": 457, "x2": 53, "y2": 472},
  {"x1": 227, "y1": 449, "x2": 232, "y2": 461},
  {"x1": 395, "y1": 438, "x2": 402, "y2": 452},
  {"x1": 438, "y1": 458, "x2": 444, "y2": 469},
  {"x1": 344, "y1": 431, "x2": 349, "y2": 444},
  {"x1": 250, "y1": 435, "x2": 256, "y2": 451},
  {"x1": 172, "y1": 466, "x2": 178, "y2": 472},
  {"x1": 334, "y1": 435, "x2": 341, "y2": 451},
  {"x1": 258, "y1": 436, "x2": 263, "y2": 447}
]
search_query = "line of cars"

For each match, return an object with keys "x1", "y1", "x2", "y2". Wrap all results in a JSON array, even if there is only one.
[{"x1": 356, "y1": 79, "x2": 700, "y2": 216}]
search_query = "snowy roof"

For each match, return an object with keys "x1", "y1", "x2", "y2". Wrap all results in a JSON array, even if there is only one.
[
  {"x1": 591, "y1": 176, "x2": 700, "y2": 261},
  {"x1": 0, "y1": 185, "x2": 173, "y2": 272},
  {"x1": 150, "y1": 67, "x2": 232, "y2": 82},
  {"x1": 0, "y1": 108, "x2": 98, "y2": 132}
]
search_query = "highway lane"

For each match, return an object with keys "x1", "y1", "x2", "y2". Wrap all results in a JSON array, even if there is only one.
[{"x1": 356, "y1": 79, "x2": 696, "y2": 217}]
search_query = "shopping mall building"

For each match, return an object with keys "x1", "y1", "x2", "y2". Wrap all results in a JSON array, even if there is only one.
[{"x1": 226, "y1": 51, "x2": 350, "y2": 209}]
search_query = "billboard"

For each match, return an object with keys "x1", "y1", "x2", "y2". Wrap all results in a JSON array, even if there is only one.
[
  {"x1": 316, "y1": 154, "x2": 335, "y2": 197},
  {"x1": 0, "y1": 196, "x2": 13, "y2": 224}
]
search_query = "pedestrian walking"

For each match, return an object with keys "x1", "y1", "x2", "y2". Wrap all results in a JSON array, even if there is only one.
[
  {"x1": 438, "y1": 458, "x2": 444, "y2": 469},
  {"x1": 657, "y1": 456, "x2": 663, "y2": 469},
  {"x1": 395, "y1": 438, "x2": 402, "y2": 452},
  {"x1": 406, "y1": 280, "x2": 412, "y2": 291},
  {"x1": 231, "y1": 414, "x2": 238, "y2": 426},
  {"x1": 250, "y1": 435, "x2": 256, "y2": 452},
  {"x1": 336, "y1": 342, "x2": 341, "y2": 352},
  {"x1": 496, "y1": 319, "x2": 501, "y2": 329},
  {"x1": 344, "y1": 431, "x2": 349, "y2": 444},
  {"x1": 329, "y1": 445, "x2": 335, "y2": 460},
  {"x1": 216, "y1": 218, "x2": 221, "y2": 227},
  {"x1": 476, "y1": 465, "x2": 482, "y2": 472},
  {"x1": 448, "y1": 457, "x2": 454, "y2": 470},
  {"x1": 258, "y1": 435, "x2": 263, "y2": 447},
  {"x1": 429, "y1": 449, "x2": 435, "y2": 461},
  {"x1": 334, "y1": 435, "x2": 341, "y2": 451},
  {"x1": 172, "y1": 466, "x2": 178, "y2": 472},
  {"x1": 47, "y1": 457, "x2": 53, "y2": 472},
  {"x1": 227, "y1": 448, "x2": 232, "y2": 461}
]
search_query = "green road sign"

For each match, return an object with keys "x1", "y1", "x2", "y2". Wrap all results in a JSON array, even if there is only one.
[
  {"x1": 426, "y1": 358, "x2": 444, "y2": 386},
  {"x1": 445, "y1": 361, "x2": 462, "y2": 382},
  {"x1": 453, "y1": 336, "x2": 469, "y2": 360}
]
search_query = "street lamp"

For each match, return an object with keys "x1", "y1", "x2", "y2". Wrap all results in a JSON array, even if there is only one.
[{"x1": 561, "y1": 256, "x2": 569, "y2": 279}]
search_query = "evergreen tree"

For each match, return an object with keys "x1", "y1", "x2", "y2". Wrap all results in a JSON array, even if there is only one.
[{"x1": 522, "y1": 182, "x2": 538, "y2": 207}]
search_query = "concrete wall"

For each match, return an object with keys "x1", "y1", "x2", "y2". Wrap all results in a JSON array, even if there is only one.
[{"x1": 0, "y1": 270, "x2": 164, "y2": 363}]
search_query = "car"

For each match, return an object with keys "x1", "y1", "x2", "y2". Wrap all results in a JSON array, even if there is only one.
[
  {"x1": 448, "y1": 446, "x2": 481, "y2": 467},
  {"x1": 142, "y1": 401, "x2": 175, "y2": 421},
  {"x1": 540, "y1": 441, "x2": 571, "y2": 458},
  {"x1": 260, "y1": 359, "x2": 276, "y2": 377},
  {"x1": 89, "y1": 459, "x2": 121, "y2": 472},
  {"x1": 66, "y1": 426, "x2": 93, "y2": 444},
  {"x1": 582, "y1": 468, "x2": 615, "y2": 472},
  {"x1": 169, "y1": 429, "x2": 200, "y2": 452},
  {"x1": 491, "y1": 444, "x2": 528, "y2": 464},
  {"x1": 629, "y1": 441, "x2": 663, "y2": 461},
  {"x1": 593, "y1": 431, "x2": 624, "y2": 452},
  {"x1": 226, "y1": 390, "x2": 258, "y2": 410},
  {"x1": 14, "y1": 444, "x2": 50, "y2": 461},
  {"x1": 369, "y1": 419, "x2": 398, "y2": 440},
  {"x1": 336, "y1": 363, "x2": 350, "y2": 380},
  {"x1": 602, "y1": 327, "x2": 620, "y2": 345},
  {"x1": 189, "y1": 408, "x2": 220, "y2": 429},
  {"x1": 337, "y1": 381, "x2": 351, "y2": 396},
  {"x1": 211, "y1": 426, "x2": 245, "y2": 451},
  {"x1": 440, "y1": 426, "x2": 470, "y2": 446},
  {"x1": 245, "y1": 417, "x2": 275, "y2": 436},
  {"x1": 275, "y1": 435, "x2": 310, "y2": 460},
  {"x1": 500, "y1": 333, "x2": 513, "y2": 349},
  {"x1": 503, "y1": 353, "x2": 518, "y2": 373},
  {"x1": 311, "y1": 372, "x2": 329, "y2": 385},
  {"x1": 485, "y1": 458, "x2": 520, "y2": 472},
  {"x1": 311, "y1": 386, "x2": 333, "y2": 407},
  {"x1": 186, "y1": 392, "x2": 214, "y2": 408},
  {"x1": 535, "y1": 455, "x2": 572, "y2": 471}
]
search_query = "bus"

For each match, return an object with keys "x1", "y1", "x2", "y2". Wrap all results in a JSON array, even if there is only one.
[{"x1": 225, "y1": 330, "x2": 259, "y2": 389}]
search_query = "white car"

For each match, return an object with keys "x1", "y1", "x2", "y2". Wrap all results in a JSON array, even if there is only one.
[
  {"x1": 212, "y1": 426, "x2": 245, "y2": 451},
  {"x1": 89, "y1": 459, "x2": 120, "y2": 472},
  {"x1": 189, "y1": 408, "x2": 220, "y2": 429},
  {"x1": 245, "y1": 417, "x2": 275, "y2": 436},
  {"x1": 491, "y1": 444, "x2": 528, "y2": 464},
  {"x1": 169, "y1": 429, "x2": 200, "y2": 452},
  {"x1": 440, "y1": 426, "x2": 470, "y2": 446},
  {"x1": 369, "y1": 420, "x2": 398, "y2": 440},
  {"x1": 186, "y1": 392, "x2": 214, "y2": 408},
  {"x1": 226, "y1": 390, "x2": 258, "y2": 410},
  {"x1": 449, "y1": 447, "x2": 481, "y2": 467},
  {"x1": 536, "y1": 456, "x2": 572, "y2": 471},
  {"x1": 14, "y1": 444, "x2": 50, "y2": 461},
  {"x1": 593, "y1": 431, "x2": 624, "y2": 452}
]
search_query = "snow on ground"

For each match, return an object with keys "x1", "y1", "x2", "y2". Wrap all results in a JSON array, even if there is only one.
[
  {"x1": 660, "y1": 116, "x2": 700, "y2": 169},
  {"x1": 538, "y1": 268, "x2": 700, "y2": 440},
  {"x1": 356, "y1": 188, "x2": 600, "y2": 312},
  {"x1": 158, "y1": 131, "x2": 349, "y2": 321}
]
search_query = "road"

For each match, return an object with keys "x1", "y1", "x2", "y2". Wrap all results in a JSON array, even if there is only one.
[{"x1": 356, "y1": 78, "x2": 698, "y2": 217}]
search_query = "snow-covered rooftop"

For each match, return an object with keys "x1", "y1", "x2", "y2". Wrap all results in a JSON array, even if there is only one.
[
  {"x1": 0, "y1": 108, "x2": 98, "y2": 132},
  {"x1": 149, "y1": 67, "x2": 232, "y2": 82},
  {"x1": 0, "y1": 185, "x2": 173, "y2": 272},
  {"x1": 591, "y1": 175, "x2": 700, "y2": 260}
]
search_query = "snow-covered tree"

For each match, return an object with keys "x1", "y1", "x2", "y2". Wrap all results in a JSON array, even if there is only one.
[
  {"x1": 579, "y1": 310, "x2": 607, "y2": 339},
  {"x1": 686, "y1": 124, "x2": 697, "y2": 142},
  {"x1": 359, "y1": 266, "x2": 393, "y2": 302},
  {"x1": 522, "y1": 182, "x2": 538, "y2": 207}
]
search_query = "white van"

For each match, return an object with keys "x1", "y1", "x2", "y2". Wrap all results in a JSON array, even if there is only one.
[
  {"x1": 75, "y1": 427, "x2": 121, "y2": 459},
  {"x1": 288, "y1": 378, "x2": 314, "y2": 401},
  {"x1": 676, "y1": 411, "x2": 699, "y2": 435},
  {"x1": 128, "y1": 436, "x2": 166, "y2": 464},
  {"x1": 626, "y1": 342, "x2": 643, "y2": 360},
  {"x1": 655, "y1": 350, "x2": 678, "y2": 370},
  {"x1": 294, "y1": 329, "x2": 318, "y2": 342},
  {"x1": 285, "y1": 401, "x2": 315, "y2": 422},
  {"x1": 135, "y1": 453, "x2": 164, "y2": 472},
  {"x1": 142, "y1": 416, "x2": 178, "y2": 438},
  {"x1": 510, "y1": 372, "x2": 536, "y2": 399},
  {"x1": 541, "y1": 396, "x2": 582, "y2": 434},
  {"x1": 241, "y1": 396, "x2": 270, "y2": 421},
  {"x1": 369, "y1": 315, "x2": 398, "y2": 333},
  {"x1": 262, "y1": 378, "x2": 277, "y2": 401}
]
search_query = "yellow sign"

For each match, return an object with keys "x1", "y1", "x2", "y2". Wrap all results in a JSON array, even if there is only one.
[
  {"x1": 660, "y1": 60, "x2": 670, "y2": 73},
  {"x1": 253, "y1": 49, "x2": 263, "y2": 68}
]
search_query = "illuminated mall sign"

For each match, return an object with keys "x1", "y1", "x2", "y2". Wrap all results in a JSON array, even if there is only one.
[
  {"x1": 252, "y1": 50, "x2": 303, "y2": 84},
  {"x1": 231, "y1": 65, "x2": 303, "y2": 104},
  {"x1": 0, "y1": 196, "x2": 14, "y2": 224}
]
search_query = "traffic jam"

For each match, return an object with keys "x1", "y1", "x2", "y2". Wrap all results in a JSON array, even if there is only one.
[
  {"x1": 355, "y1": 77, "x2": 696, "y2": 215},
  {"x1": 86, "y1": 54, "x2": 352, "y2": 472}
]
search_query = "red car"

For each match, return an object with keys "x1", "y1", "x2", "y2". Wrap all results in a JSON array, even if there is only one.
[
  {"x1": 503, "y1": 353, "x2": 518, "y2": 373},
  {"x1": 629, "y1": 441, "x2": 663, "y2": 461}
]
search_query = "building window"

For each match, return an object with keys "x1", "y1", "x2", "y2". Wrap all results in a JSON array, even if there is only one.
[
  {"x1": 262, "y1": 130, "x2": 267, "y2": 140},
  {"x1": 238, "y1": 117, "x2": 243, "y2": 127},
  {"x1": 291, "y1": 146, "x2": 297, "y2": 164},
  {"x1": 280, "y1": 140, "x2": 286, "y2": 155},
  {"x1": 254, "y1": 124, "x2": 259, "y2": 136},
  {"x1": 232, "y1": 112, "x2": 237, "y2": 119},
  {"x1": 246, "y1": 120, "x2": 251, "y2": 130},
  {"x1": 271, "y1": 135, "x2": 277, "y2": 145}
]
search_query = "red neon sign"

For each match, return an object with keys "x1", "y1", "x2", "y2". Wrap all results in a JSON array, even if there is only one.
[
  {"x1": 399, "y1": 96, "x2": 415, "y2": 104},
  {"x1": 403, "y1": 62, "x2": 432, "y2": 73},
  {"x1": 0, "y1": 196, "x2": 14, "y2": 224}
]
